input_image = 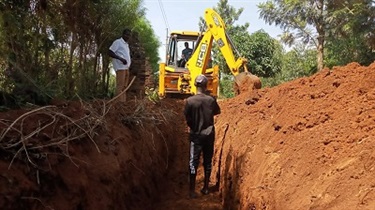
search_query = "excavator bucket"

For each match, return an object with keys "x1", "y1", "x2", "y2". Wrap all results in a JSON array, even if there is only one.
[{"x1": 234, "y1": 72, "x2": 261, "y2": 95}]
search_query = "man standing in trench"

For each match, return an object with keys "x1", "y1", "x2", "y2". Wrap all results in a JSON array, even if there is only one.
[
  {"x1": 109, "y1": 29, "x2": 132, "y2": 102},
  {"x1": 184, "y1": 74, "x2": 221, "y2": 198}
]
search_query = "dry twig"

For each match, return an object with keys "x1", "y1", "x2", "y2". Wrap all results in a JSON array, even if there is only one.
[
  {"x1": 107, "y1": 76, "x2": 137, "y2": 104},
  {"x1": 0, "y1": 106, "x2": 56, "y2": 142},
  {"x1": 1, "y1": 103, "x2": 107, "y2": 169}
]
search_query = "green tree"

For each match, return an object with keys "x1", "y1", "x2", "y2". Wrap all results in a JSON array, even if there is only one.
[
  {"x1": 0, "y1": 0, "x2": 160, "y2": 106},
  {"x1": 133, "y1": 18, "x2": 161, "y2": 75},
  {"x1": 324, "y1": 0, "x2": 375, "y2": 67},
  {"x1": 325, "y1": 35, "x2": 375, "y2": 68},
  {"x1": 260, "y1": 41, "x2": 317, "y2": 88},
  {"x1": 198, "y1": 0, "x2": 243, "y2": 32},
  {"x1": 217, "y1": 73, "x2": 235, "y2": 99},
  {"x1": 258, "y1": 0, "x2": 375, "y2": 71},
  {"x1": 258, "y1": 0, "x2": 328, "y2": 70},
  {"x1": 244, "y1": 30, "x2": 282, "y2": 78}
]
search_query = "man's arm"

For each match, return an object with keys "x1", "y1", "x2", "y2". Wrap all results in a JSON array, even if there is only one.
[
  {"x1": 184, "y1": 100, "x2": 192, "y2": 128},
  {"x1": 213, "y1": 99, "x2": 221, "y2": 115},
  {"x1": 108, "y1": 50, "x2": 127, "y2": 65}
]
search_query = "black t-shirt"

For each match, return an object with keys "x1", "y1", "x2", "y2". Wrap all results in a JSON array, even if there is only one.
[
  {"x1": 182, "y1": 48, "x2": 193, "y2": 60},
  {"x1": 184, "y1": 93, "x2": 221, "y2": 135}
]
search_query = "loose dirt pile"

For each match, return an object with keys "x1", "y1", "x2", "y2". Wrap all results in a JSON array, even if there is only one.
[
  {"x1": 213, "y1": 62, "x2": 375, "y2": 210},
  {"x1": 0, "y1": 99, "x2": 185, "y2": 210},
  {"x1": 1, "y1": 62, "x2": 374, "y2": 210}
]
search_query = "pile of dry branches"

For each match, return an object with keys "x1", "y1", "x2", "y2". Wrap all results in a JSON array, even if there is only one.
[
  {"x1": 0, "y1": 101, "x2": 108, "y2": 169},
  {"x1": 0, "y1": 99, "x2": 177, "y2": 169}
]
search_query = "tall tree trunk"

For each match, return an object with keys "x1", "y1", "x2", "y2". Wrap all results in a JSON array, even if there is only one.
[
  {"x1": 83, "y1": 43, "x2": 89, "y2": 96},
  {"x1": 316, "y1": 0, "x2": 325, "y2": 71},
  {"x1": 93, "y1": 52, "x2": 99, "y2": 93},
  {"x1": 317, "y1": 35, "x2": 324, "y2": 71},
  {"x1": 102, "y1": 56, "x2": 110, "y2": 94},
  {"x1": 67, "y1": 32, "x2": 77, "y2": 97},
  {"x1": 78, "y1": 41, "x2": 84, "y2": 95},
  {"x1": 41, "y1": 13, "x2": 54, "y2": 82}
]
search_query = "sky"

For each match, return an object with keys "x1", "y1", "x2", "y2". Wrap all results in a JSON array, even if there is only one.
[{"x1": 143, "y1": 0, "x2": 283, "y2": 62}]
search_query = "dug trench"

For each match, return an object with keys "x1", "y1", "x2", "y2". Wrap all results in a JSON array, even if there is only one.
[
  {"x1": 1, "y1": 62, "x2": 375, "y2": 210},
  {"x1": 0, "y1": 98, "x2": 222, "y2": 210}
]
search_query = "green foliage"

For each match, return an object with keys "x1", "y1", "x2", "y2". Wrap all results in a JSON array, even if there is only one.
[
  {"x1": 203, "y1": 0, "x2": 375, "y2": 91},
  {"x1": 145, "y1": 86, "x2": 160, "y2": 104},
  {"x1": 258, "y1": 0, "x2": 326, "y2": 43},
  {"x1": 218, "y1": 73, "x2": 235, "y2": 99},
  {"x1": 133, "y1": 17, "x2": 161, "y2": 74},
  {"x1": 258, "y1": 0, "x2": 327, "y2": 70},
  {"x1": 262, "y1": 43, "x2": 317, "y2": 88},
  {"x1": 324, "y1": 1, "x2": 375, "y2": 67},
  {"x1": 0, "y1": 0, "x2": 160, "y2": 107},
  {"x1": 214, "y1": 0, "x2": 243, "y2": 26},
  {"x1": 258, "y1": 0, "x2": 375, "y2": 70},
  {"x1": 244, "y1": 30, "x2": 283, "y2": 78},
  {"x1": 325, "y1": 36, "x2": 375, "y2": 68}
]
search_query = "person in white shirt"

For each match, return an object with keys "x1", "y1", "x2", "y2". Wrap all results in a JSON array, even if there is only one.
[{"x1": 109, "y1": 29, "x2": 132, "y2": 102}]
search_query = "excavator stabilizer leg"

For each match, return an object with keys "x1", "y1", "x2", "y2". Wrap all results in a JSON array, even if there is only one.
[{"x1": 234, "y1": 72, "x2": 261, "y2": 95}]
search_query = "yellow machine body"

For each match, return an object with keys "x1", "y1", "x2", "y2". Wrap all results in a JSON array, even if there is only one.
[{"x1": 158, "y1": 9, "x2": 261, "y2": 98}]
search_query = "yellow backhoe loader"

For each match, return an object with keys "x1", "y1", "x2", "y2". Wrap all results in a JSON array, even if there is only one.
[{"x1": 158, "y1": 8, "x2": 261, "y2": 98}]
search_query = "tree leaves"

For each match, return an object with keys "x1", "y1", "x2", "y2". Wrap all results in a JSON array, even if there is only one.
[
  {"x1": 258, "y1": 0, "x2": 375, "y2": 70},
  {"x1": 0, "y1": 0, "x2": 160, "y2": 103}
]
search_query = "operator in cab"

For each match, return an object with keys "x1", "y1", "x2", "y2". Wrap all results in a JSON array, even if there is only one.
[
  {"x1": 184, "y1": 74, "x2": 221, "y2": 199},
  {"x1": 178, "y1": 42, "x2": 193, "y2": 67}
]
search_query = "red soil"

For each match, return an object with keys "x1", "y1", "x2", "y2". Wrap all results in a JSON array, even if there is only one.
[
  {"x1": 212, "y1": 62, "x2": 375, "y2": 210},
  {"x1": 1, "y1": 62, "x2": 375, "y2": 210}
]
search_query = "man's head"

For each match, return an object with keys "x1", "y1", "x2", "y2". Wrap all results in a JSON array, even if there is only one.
[
  {"x1": 194, "y1": 74, "x2": 208, "y2": 88},
  {"x1": 184, "y1": 42, "x2": 189, "y2": 48},
  {"x1": 122, "y1": 29, "x2": 132, "y2": 40}
]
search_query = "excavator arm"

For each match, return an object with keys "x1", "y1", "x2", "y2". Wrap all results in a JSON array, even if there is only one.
[
  {"x1": 186, "y1": 8, "x2": 261, "y2": 94},
  {"x1": 202, "y1": 8, "x2": 247, "y2": 76}
]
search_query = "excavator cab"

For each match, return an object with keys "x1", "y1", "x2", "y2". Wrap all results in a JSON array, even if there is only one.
[
  {"x1": 158, "y1": 8, "x2": 261, "y2": 99},
  {"x1": 158, "y1": 31, "x2": 219, "y2": 98},
  {"x1": 166, "y1": 32, "x2": 196, "y2": 68}
]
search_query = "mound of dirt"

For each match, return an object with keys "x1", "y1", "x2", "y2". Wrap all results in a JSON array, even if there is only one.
[
  {"x1": 1, "y1": 61, "x2": 375, "y2": 210},
  {"x1": 212, "y1": 62, "x2": 375, "y2": 210},
  {"x1": 0, "y1": 99, "x2": 185, "y2": 210},
  {"x1": 234, "y1": 72, "x2": 262, "y2": 95}
]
